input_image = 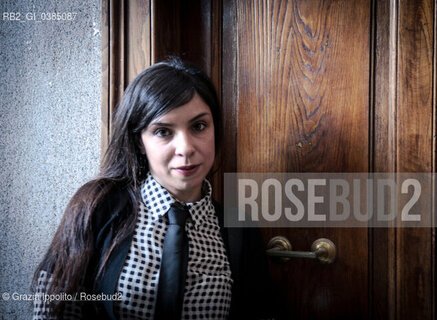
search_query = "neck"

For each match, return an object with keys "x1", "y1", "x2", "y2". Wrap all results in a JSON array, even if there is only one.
[{"x1": 171, "y1": 185, "x2": 202, "y2": 203}]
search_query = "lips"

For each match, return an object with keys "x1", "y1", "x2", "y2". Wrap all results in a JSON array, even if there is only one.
[{"x1": 174, "y1": 164, "x2": 200, "y2": 176}]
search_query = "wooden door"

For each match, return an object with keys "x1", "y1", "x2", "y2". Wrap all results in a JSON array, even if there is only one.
[{"x1": 102, "y1": 0, "x2": 436, "y2": 319}]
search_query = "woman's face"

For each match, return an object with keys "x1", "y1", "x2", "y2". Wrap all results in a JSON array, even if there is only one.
[{"x1": 140, "y1": 93, "x2": 215, "y2": 202}]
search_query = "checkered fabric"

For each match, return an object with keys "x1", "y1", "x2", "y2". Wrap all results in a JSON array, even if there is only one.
[
  {"x1": 33, "y1": 172, "x2": 232, "y2": 320},
  {"x1": 114, "y1": 173, "x2": 233, "y2": 319}
]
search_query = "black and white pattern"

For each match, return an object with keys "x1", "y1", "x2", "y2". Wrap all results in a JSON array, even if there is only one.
[
  {"x1": 33, "y1": 270, "x2": 83, "y2": 320},
  {"x1": 33, "y1": 173, "x2": 232, "y2": 319},
  {"x1": 114, "y1": 172, "x2": 233, "y2": 320}
]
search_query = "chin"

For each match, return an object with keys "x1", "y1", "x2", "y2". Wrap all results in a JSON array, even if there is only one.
[
  {"x1": 176, "y1": 177, "x2": 204, "y2": 194},
  {"x1": 178, "y1": 179, "x2": 202, "y2": 191}
]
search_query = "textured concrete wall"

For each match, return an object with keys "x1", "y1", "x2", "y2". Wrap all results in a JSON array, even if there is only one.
[{"x1": 0, "y1": 0, "x2": 101, "y2": 318}]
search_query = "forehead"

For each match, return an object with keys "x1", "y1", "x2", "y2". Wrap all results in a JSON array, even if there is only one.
[{"x1": 151, "y1": 94, "x2": 212, "y2": 123}]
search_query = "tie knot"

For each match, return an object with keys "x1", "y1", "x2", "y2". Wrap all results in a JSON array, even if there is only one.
[{"x1": 167, "y1": 203, "x2": 189, "y2": 226}]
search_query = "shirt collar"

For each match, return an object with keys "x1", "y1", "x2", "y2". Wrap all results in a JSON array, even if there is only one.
[{"x1": 140, "y1": 172, "x2": 214, "y2": 229}]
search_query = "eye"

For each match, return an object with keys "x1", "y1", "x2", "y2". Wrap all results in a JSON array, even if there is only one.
[
  {"x1": 192, "y1": 122, "x2": 207, "y2": 132},
  {"x1": 154, "y1": 128, "x2": 172, "y2": 138}
]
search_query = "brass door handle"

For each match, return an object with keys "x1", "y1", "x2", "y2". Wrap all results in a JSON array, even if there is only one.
[{"x1": 266, "y1": 236, "x2": 336, "y2": 264}]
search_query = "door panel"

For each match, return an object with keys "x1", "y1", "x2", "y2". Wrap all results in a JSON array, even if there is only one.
[
  {"x1": 225, "y1": 1, "x2": 370, "y2": 318},
  {"x1": 235, "y1": 0, "x2": 369, "y2": 173}
]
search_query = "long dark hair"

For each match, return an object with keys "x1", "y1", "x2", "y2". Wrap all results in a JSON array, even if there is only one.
[{"x1": 31, "y1": 57, "x2": 222, "y2": 316}]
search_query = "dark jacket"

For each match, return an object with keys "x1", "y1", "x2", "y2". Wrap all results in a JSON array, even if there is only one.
[{"x1": 80, "y1": 187, "x2": 280, "y2": 320}]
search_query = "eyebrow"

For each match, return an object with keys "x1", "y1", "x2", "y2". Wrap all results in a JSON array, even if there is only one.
[{"x1": 150, "y1": 112, "x2": 210, "y2": 127}]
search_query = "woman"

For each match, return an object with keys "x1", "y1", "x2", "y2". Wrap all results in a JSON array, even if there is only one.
[{"x1": 32, "y1": 58, "x2": 278, "y2": 320}]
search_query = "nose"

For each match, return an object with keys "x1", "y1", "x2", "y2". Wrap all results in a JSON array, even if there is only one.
[{"x1": 174, "y1": 131, "x2": 195, "y2": 158}]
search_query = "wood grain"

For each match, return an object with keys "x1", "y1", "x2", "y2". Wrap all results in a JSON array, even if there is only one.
[
  {"x1": 126, "y1": 0, "x2": 151, "y2": 83},
  {"x1": 221, "y1": 0, "x2": 239, "y2": 177},
  {"x1": 236, "y1": 0, "x2": 369, "y2": 173},
  {"x1": 397, "y1": 0, "x2": 434, "y2": 319},
  {"x1": 152, "y1": 0, "x2": 180, "y2": 63},
  {"x1": 227, "y1": 0, "x2": 370, "y2": 318},
  {"x1": 109, "y1": 0, "x2": 126, "y2": 134},
  {"x1": 152, "y1": 0, "x2": 218, "y2": 74},
  {"x1": 372, "y1": 0, "x2": 397, "y2": 318},
  {"x1": 372, "y1": 0, "x2": 435, "y2": 319}
]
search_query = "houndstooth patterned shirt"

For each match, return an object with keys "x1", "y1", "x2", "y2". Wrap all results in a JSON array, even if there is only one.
[{"x1": 113, "y1": 172, "x2": 233, "y2": 319}]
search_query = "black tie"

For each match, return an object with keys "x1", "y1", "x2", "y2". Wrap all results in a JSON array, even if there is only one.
[{"x1": 154, "y1": 203, "x2": 189, "y2": 320}]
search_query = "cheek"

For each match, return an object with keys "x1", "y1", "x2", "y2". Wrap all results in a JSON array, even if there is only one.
[
  {"x1": 146, "y1": 144, "x2": 172, "y2": 167},
  {"x1": 203, "y1": 132, "x2": 216, "y2": 162},
  {"x1": 142, "y1": 138, "x2": 164, "y2": 168}
]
